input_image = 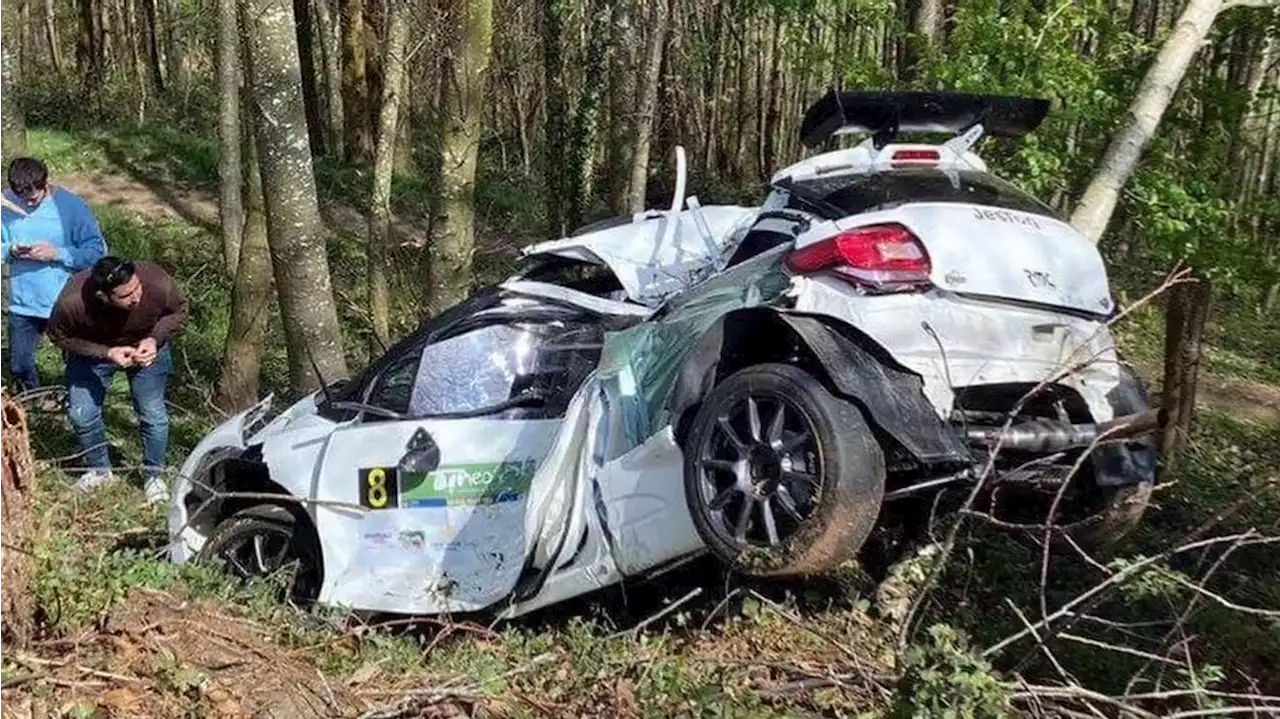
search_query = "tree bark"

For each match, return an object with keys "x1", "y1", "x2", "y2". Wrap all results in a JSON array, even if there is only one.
[
  {"x1": 368, "y1": 0, "x2": 408, "y2": 350},
  {"x1": 541, "y1": 0, "x2": 568, "y2": 234},
  {"x1": 219, "y1": 0, "x2": 245, "y2": 276},
  {"x1": 240, "y1": 0, "x2": 350, "y2": 394},
  {"x1": 1, "y1": 0, "x2": 27, "y2": 162},
  {"x1": 341, "y1": 0, "x2": 372, "y2": 165},
  {"x1": 1, "y1": 392, "x2": 35, "y2": 646},
  {"x1": 1233, "y1": 31, "x2": 1274, "y2": 208},
  {"x1": 429, "y1": 0, "x2": 494, "y2": 312},
  {"x1": 163, "y1": 0, "x2": 184, "y2": 96},
  {"x1": 604, "y1": 0, "x2": 637, "y2": 214},
  {"x1": 566, "y1": 0, "x2": 611, "y2": 230},
  {"x1": 1068, "y1": 0, "x2": 1225, "y2": 244},
  {"x1": 215, "y1": 93, "x2": 276, "y2": 413},
  {"x1": 44, "y1": 0, "x2": 63, "y2": 75},
  {"x1": 294, "y1": 0, "x2": 326, "y2": 155},
  {"x1": 142, "y1": 0, "x2": 164, "y2": 92},
  {"x1": 626, "y1": 0, "x2": 669, "y2": 213},
  {"x1": 1159, "y1": 278, "x2": 1211, "y2": 478},
  {"x1": 315, "y1": 0, "x2": 345, "y2": 157},
  {"x1": 901, "y1": 0, "x2": 943, "y2": 82}
]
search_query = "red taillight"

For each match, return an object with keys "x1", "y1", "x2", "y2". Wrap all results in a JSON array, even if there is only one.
[
  {"x1": 890, "y1": 148, "x2": 941, "y2": 166},
  {"x1": 786, "y1": 224, "x2": 933, "y2": 291}
]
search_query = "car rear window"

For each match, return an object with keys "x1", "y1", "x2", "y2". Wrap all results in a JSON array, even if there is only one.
[{"x1": 791, "y1": 168, "x2": 1062, "y2": 220}]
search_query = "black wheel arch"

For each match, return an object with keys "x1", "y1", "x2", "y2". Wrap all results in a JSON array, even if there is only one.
[
  {"x1": 668, "y1": 307, "x2": 973, "y2": 469},
  {"x1": 183, "y1": 450, "x2": 325, "y2": 584}
]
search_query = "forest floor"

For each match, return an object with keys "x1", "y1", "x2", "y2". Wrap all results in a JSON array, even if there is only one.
[{"x1": 2, "y1": 126, "x2": 1279, "y2": 718}]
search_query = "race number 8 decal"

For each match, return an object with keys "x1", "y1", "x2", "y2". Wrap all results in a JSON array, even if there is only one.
[{"x1": 358, "y1": 467, "x2": 400, "y2": 509}]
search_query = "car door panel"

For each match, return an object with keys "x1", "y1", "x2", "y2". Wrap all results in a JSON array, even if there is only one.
[{"x1": 312, "y1": 417, "x2": 563, "y2": 615}]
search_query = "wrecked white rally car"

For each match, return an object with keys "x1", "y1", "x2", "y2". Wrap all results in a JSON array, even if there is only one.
[{"x1": 168, "y1": 91, "x2": 1162, "y2": 616}]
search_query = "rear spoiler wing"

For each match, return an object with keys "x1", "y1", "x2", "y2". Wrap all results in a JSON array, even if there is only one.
[{"x1": 799, "y1": 90, "x2": 1052, "y2": 149}]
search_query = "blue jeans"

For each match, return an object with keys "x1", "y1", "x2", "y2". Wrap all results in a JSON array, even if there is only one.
[
  {"x1": 66, "y1": 343, "x2": 172, "y2": 477},
  {"x1": 8, "y1": 313, "x2": 48, "y2": 391}
]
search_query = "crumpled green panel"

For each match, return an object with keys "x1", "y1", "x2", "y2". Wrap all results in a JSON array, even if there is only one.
[{"x1": 596, "y1": 252, "x2": 792, "y2": 458}]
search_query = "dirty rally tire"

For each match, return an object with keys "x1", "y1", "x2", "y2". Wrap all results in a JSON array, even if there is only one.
[
  {"x1": 198, "y1": 504, "x2": 323, "y2": 604},
  {"x1": 683, "y1": 363, "x2": 886, "y2": 578}
]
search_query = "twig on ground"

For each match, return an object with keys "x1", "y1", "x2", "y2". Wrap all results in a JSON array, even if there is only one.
[
  {"x1": 1056, "y1": 632, "x2": 1181, "y2": 666},
  {"x1": 14, "y1": 653, "x2": 148, "y2": 685},
  {"x1": 611, "y1": 587, "x2": 703, "y2": 638},
  {"x1": 1, "y1": 672, "x2": 48, "y2": 689},
  {"x1": 356, "y1": 651, "x2": 558, "y2": 719},
  {"x1": 1012, "y1": 683, "x2": 1160, "y2": 719},
  {"x1": 1167, "y1": 574, "x2": 1280, "y2": 618},
  {"x1": 700, "y1": 587, "x2": 744, "y2": 630}
]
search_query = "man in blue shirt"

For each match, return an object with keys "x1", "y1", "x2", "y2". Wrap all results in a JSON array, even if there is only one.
[{"x1": 1, "y1": 157, "x2": 107, "y2": 392}]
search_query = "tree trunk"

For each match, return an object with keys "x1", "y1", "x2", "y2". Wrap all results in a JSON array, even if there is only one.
[
  {"x1": 362, "y1": 0, "x2": 385, "y2": 149},
  {"x1": 215, "y1": 95, "x2": 276, "y2": 413},
  {"x1": 219, "y1": 0, "x2": 244, "y2": 276},
  {"x1": 294, "y1": 0, "x2": 326, "y2": 155},
  {"x1": 1, "y1": 0, "x2": 27, "y2": 162},
  {"x1": 605, "y1": 0, "x2": 637, "y2": 214},
  {"x1": 761, "y1": 12, "x2": 783, "y2": 179},
  {"x1": 341, "y1": 0, "x2": 372, "y2": 165},
  {"x1": 75, "y1": 0, "x2": 105, "y2": 95},
  {"x1": 315, "y1": 0, "x2": 344, "y2": 157},
  {"x1": 1159, "y1": 278, "x2": 1211, "y2": 478},
  {"x1": 429, "y1": 0, "x2": 494, "y2": 312},
  {"x1": 566, "y1": 0, "x2": 611, "y2": 230},
  {"x1": 44, "y1": 0, "x2": 63, "y2": 75},
  {"x1": 1, "y1": 392, "x2": 35, "y2": 646},
  {"x1": 541, "y1": 0, "x2": 568, "y2": 234},
  {"x1": 901, "y1": 0, "x2": 943, "y2": 82},
  {"x1": 1068, "y1": 0, "x2": 1225, "y2": 244},
  {"x1": 626, "y1": 0, "x2": 669, "y2": 213},
  {"x1": 1233, "y1": 31, "x2": 1274, "y2": 207},
  {"x1": 368, "y1": 0, "x2": 408, "y2": 350},
  {"x1": 240, "y1": 0, "x2": 350, "y2": 394},
  {"x1": 394, "y1": 78, "x2": 416, "y2": 175},
  {"x1": 163, "y1": 0, "x2": 184, "y2": 96},
  {"x1": 142, "y1": 0, "x2": 164, "y2": 92}
]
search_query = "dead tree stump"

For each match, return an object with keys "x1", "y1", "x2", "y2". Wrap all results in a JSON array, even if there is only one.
[
  {"x1": 2, "y1": 389, "x2": 36, "y2": 644},
  {"x1": 1160, "y1": 277, "x2": 1212, "y2": 477}
]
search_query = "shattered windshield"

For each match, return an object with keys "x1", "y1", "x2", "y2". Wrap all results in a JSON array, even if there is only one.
[
  {"x1": 406, "y1": 321, "x2": 603, "y2": 419},
  {"x1": 347, "y1": 290, "x2": 607, "y2": 422}
]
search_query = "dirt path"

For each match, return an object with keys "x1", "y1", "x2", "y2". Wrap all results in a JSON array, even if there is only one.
[
  {"x1": 59, "y1": 169, "x2": 219, "y2": 228},
  {"x1": 58, "y1": 168, "x2": 438, "y2": 248}
]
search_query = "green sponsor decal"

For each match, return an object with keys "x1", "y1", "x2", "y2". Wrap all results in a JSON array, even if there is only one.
[{"x1": 400, "y1": 459, "x2": 539, "y2": 507}]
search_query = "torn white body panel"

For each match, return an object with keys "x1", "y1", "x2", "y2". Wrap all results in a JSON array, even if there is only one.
[
  {"x1": 521, "y1": 205, "x2": 760, "y2": 306},
  {"x1": 790, "y1": 274, "x2": 1122, "y2": 422},
  {"x1": 309, "y1": 418, "x2": 561, "y2": 614}
]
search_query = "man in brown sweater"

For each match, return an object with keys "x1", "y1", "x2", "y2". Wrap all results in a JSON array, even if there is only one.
[{"x1": 48, "y1": 256, "x2": 187, "y2": 504}]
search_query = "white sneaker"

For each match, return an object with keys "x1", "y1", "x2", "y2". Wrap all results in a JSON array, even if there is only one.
[
  {"x1": 144, "y1": 475, "x2": 171, "y2": 505},
  {"x1": 73, "y1": 469, "x2": 119, "y2": 492}
]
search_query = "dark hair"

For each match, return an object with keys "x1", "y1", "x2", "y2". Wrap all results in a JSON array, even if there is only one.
[
  {"x1": 90, "y1": 256, "x2": 136, "y2": 294},
  {"x1": 7, "y1": 157, "x2": 49, "y2": 195}
]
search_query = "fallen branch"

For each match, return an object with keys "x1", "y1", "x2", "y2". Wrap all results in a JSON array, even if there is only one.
[
  {"x1": 610, "y1": 587, "x2": 703, "y2": 638},
  {"x1": 983, "y1": 531, "x2": 1270, "y2": 658},
  {"x1": 1167, "y1": 574, "x2": 1280, "y2": 618},
  {"x1": 0, "y1": 672, "x2": 48, "y2": 689}
]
